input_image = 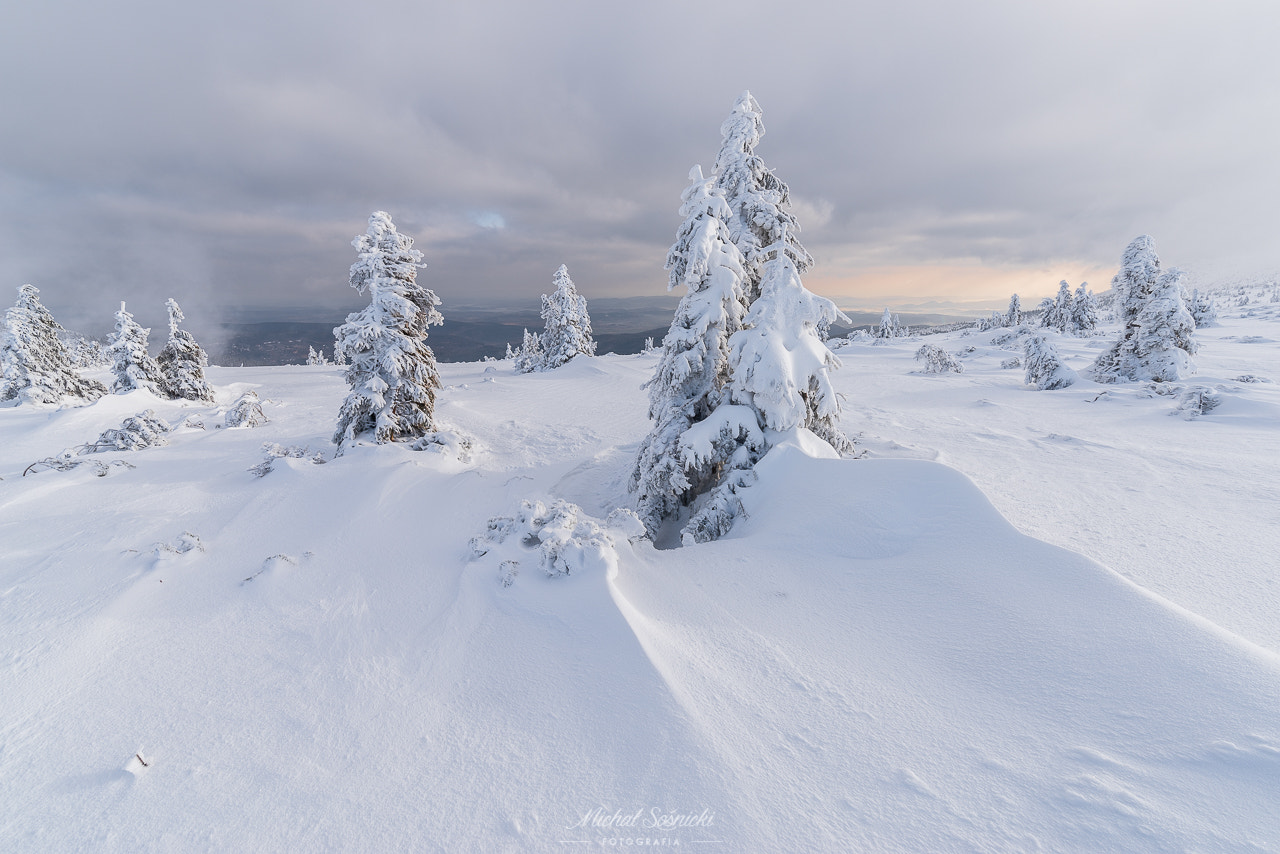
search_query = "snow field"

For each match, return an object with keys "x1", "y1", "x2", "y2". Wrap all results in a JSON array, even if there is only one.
[{"x1": 2, "y1": 302, "x2": 1279, "y2": 850}]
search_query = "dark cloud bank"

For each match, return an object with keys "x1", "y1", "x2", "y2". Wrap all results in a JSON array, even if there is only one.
[{"x1": 3, "y1": 0, "x2": 1278, "y2": 353}]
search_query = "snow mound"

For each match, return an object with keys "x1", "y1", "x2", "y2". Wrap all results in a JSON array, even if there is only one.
[
  {"x1": 609, "y1": 447, "x2": 1280, "y2": 850},
  {"x1": 471, "y1": 498, "x2": 644, "y2": 582}
]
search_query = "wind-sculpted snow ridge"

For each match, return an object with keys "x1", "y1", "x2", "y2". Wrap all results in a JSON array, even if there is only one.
[{"x1": 610, "y1": 444, "x2": 1280, "y2": 851}]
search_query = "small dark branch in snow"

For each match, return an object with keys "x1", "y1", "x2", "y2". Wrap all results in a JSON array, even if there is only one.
[{"x1": 135, "y1": 753, "x2": 149, "y2": 767}]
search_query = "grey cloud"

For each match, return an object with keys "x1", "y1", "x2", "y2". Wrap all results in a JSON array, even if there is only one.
[{"x1": 3, "y1": 0, "x2": 1279, "y2": 339}]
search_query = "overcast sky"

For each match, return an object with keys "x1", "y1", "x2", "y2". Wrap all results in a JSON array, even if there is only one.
[{"x1": 3, "y1": 0, "x2": 1278, "y2": 339}]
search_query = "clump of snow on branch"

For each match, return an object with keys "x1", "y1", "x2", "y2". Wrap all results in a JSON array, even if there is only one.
[
  {"x1": 682, "y1": 468, "x2": 757, "y2": 545},
  {"x1": 470, "y1": 500, "x2": 645, "y2": 584}
]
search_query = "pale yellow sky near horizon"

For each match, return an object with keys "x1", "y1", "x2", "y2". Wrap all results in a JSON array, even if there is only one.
[{"x1": 803, "y1": 262, "x2": 1117, "y2": 313}]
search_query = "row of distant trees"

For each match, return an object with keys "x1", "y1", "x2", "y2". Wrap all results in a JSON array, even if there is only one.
[{"x1": 0, "y1": 289, "x2": 212, "y2": 406}]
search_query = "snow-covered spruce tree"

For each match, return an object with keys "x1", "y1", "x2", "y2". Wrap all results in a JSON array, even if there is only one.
[
  {"x1": 1189, "y1": 288, "x2": 1218, "y2": 327},
  {"x1": 512, "y1": 328, "x2": 544, "y2": 374},
  {"x1": 1, "y1": 284, "x2": 107, "y2": 405},
  {"x1": 1091, "y1": 236, "x2": 1196, "y2": 382},
  {"x1": 1071, "y1": 283, "x2": 1099, "y2": 332},
  {"x1": 1023, "y1": 334, "x2": 1077, "y2": 389},
  {"x1": 877, "y1": 307, "x2": 898, "y2": 339},
  {"x1": 630, "y1": 166, "x2": 751, "y2": 535},
  {"x1": 107, "y1": 301, "x2": 164, "y2": 394},
  {"x1": 1041, "y1": 280, "x2": 1074, "y2": 332},
  {"x1": 684, "y1": 232, "x2": 850, "y2": 542},
  {"x1": 333, "y1": 211, "x2": 443, "y2": 447},
  {"x1": 537, "y1": 265, "x2": 596, "y2": 369},
  {"x1": 1133, "y1": 268, "x2": 1198, "y2": 382},
  {"x1": 1006, "y1": 293, "x2": 1023, "y2": 327},
  {"x1": 712, "y1": 91, "x2": 812, "y2": 304},
  {"x1": 157, "y1": 298, "x2": 214, "y2": 402}
]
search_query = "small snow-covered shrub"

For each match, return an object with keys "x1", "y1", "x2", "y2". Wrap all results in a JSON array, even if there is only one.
[
  {"x1": 153, "y1": 531, "x2": 204, "y2": 559},
  {"x1": 91, "y1": 410, "x2": 171, "y2": 451},
  {"x1": 1000, "y1": 357, "x2": 1021, "y2": 370},
  {"x1": 914, "y1": 344, "x2": 964, "y2": 374},
  {"x1": 409, "y1": 428, "x2": 474, "y2": 463},
  {"x1": 1234, "y1": 374, "x2": 1272, "y2": 384},
  {"x1": 989, "y1": 329, "x2": 1021, "y2": 348},
  {"x1": 1174, "y1": 386, "x2": 1223, "y2": 419},
  {"x1": 470, "y1": 499, "x2": 645, "y2": 583},
  {"x1": 251, "y1": 443, "x2": 326, "y2": 477},
  {"x1": 225, "y1": 390, "x2": 267, "y2": 428},
  {"x1": 23, "y1": 453, "x2": 135, "y2": 478},
  {"x1": 1023, "y1": 335, "x2": 1077, "y2": 390}
]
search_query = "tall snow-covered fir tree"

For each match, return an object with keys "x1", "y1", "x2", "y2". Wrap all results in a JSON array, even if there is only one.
[
  {"x1": 107, "y1": 301, "x2": 164, "y2": 394},
  {"x1": 682, "y1": 231, "x2": 849, "y2": 543},
  {"x1": 633, "y1": 100, "x2": 850, "y2": 544},
  {"x1": 1071, "y1": 283, "x2": 1099, "y2": 332},
  {"x1": 157, "y1": 298, "x2": 214, "y2": 402},
  {"x1": 1091, "y1": 236, "x2": 1197, "y2": 382},
  {"x1": 1006, "y1": 293, "x2": 1023, "y2": 327},
  {"x1": 536, "y1": 265, "x2": 596, "y2": 369},
  {"x1": 712, "y1": 91, "x2": 812, "y2": 304},
  {"x1": 877, "y1": 308, "x2": 899, "y2": 339},
  {"x1": 1041, "y1": 281, "x2": 1074, "y2": 332},
  {"x1": 630, "y1": 166, "x2": 751, "y2": 535},
  {"x1": 333, "y1": 211, "x2": 443, "y2": 447},
  {"x1": 0, "y1": 284, "x2": 107, "y2": 405}
]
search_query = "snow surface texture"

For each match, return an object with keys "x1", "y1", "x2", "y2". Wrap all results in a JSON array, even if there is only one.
[{"x1": 3, "y1": 295, "x2": 1280, "y2": 850}]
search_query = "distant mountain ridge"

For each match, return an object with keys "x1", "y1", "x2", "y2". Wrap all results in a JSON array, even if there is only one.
[{"x1": 214, "y1": 298, "x2": 973, "y2": 365}]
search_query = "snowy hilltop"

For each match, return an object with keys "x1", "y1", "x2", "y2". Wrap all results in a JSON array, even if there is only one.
[
  {"x1": 4, "y1": 89, "x2": 1280, "y2": 850},
  {"x1": 2, "y1": 281, "x2": 1280, "y2": 850}
]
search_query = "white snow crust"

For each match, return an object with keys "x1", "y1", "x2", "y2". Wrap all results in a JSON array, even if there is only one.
[{"x1": 2, "y1": 299, "x2": 1280, "y2": 851}]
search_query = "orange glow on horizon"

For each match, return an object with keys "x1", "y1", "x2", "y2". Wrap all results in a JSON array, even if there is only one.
[{"x1": 802, "y1": 262, "x2": 1116, "y2": 311}]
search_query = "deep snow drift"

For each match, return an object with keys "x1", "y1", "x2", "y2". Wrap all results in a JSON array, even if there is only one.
[{"x1": 2, "y1": 298, "x2": 1279, "y2": 851}]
